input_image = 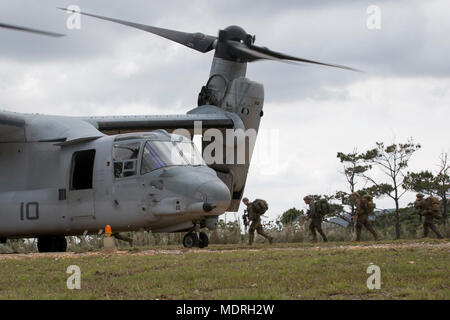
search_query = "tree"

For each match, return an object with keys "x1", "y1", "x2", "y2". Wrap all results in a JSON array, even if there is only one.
[
  {"x1": 280, "y1": 207, "x2": 303, "y2": 226},
  {"x1": 360, "y1": 139, "x2": 421, "y2": 239},
  {"x1": 336, "y1": 149, "x2": 372, "y2": 227},
  {"x1": 404, "y1": 152, "x2": 450, "y2": 225}
]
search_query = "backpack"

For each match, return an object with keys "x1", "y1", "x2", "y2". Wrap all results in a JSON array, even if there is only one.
[
  {"x1": 361, "y1": 195, "x2": 376, "y2": 214},
  {"x1": 252, "y1": 199, "x2": 269, "y2": 215},
  {"x1": 423, "y1": 197, "x2": 442, "y2": 219},
  {"x1": 315, "y1": 199, "x2": 331, "y2": 216}
]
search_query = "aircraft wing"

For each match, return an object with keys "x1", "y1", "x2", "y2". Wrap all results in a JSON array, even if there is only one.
[
  {"x1": 1, "y1": 106, "x2": 240, "y2": 143},
  {"x1": 0, "y1": 110, "x2": 26, "y2": 142},
  {"x1": 81, "y1": 107, "x2": 240, "y2": 135},
  {"x1": 0, "y1": 110, "x2": 104, "y2": 144}
]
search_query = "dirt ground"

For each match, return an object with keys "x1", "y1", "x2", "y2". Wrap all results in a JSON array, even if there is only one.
[{"x1": 1, "y1": 241, "x2": 448, "y2": 260}]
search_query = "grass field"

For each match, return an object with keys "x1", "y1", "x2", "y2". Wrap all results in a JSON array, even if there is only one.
[{"x1": 0, "y1": 239, "x2": 448, "y2": 299}]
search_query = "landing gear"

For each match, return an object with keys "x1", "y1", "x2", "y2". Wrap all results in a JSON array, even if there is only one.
[
  {"x1": 183, "y1": 232, "x2": 199, "y2": 248},
  {"x1": 198, "y1": 232, "x2": 209, "y2": 248},
  {"x1": 37, "y1": 236, "x2": 67, "y2": 252},
  {"x1": 182, "y1": 231, "x2": 209, "y2": 248}
]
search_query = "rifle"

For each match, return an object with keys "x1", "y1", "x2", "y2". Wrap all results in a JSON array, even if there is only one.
[
  {"x1": 305, "y1": 209, "x2": 311, "y2": 221},
  {"x1": 242, "y1": 209, "x2": 249, "y2": 231}
]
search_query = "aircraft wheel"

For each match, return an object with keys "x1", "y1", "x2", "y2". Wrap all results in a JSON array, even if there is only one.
[
  {"x1": 38, "y1": 236, "x2": 67, "y2": 252},
  {"x1": 198, "y1": 232, "x2": 209, "y2": 248},
  {"x1": 37, "y1": 237, "x2": 50, "y2": 252},
  {"x1": 56, "y1": 236, "x2": 67, "y2": 252},
  {"x1": 183, "y1": 232, "x2": 199, "y2": 248}
]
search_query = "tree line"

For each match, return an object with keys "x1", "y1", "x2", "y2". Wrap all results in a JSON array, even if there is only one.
[{"x1": 280, "y1": 139, "x2": 449, "y2": 239}]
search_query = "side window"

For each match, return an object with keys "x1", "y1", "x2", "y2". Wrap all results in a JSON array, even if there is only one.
[
  {"x1": 113, "y1": 142, "x2": 140, "y2": 178},
  {"x1": 71, "y1": 149, "x2": 96, "y2": 190}
]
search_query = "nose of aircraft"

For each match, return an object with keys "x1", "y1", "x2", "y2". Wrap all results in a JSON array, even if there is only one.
[{"x1": 196, "y1": 179, "x2": 231, "y2": 213}]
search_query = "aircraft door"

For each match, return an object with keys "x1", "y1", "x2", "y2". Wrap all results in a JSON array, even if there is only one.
[{"x1": 67, "y1": 149, "x2": 96, "y2": 227}]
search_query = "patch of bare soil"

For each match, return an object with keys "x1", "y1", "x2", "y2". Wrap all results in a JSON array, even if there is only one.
[{"x1": 0, "y1": 241, "x2": 448, "y2": 260}]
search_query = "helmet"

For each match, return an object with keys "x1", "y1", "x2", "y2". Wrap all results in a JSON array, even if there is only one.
[
  {"x1": 303, "y1": 196, "x2": 312, "y2": 201},
  {"x1": 242, "y1": 197, "x2": 249, "y2": 202},
  {"x1": 362, "y1": 194, "x2": 372, "y2": 200},
  {"x1": 416, "y1": 193, "x2": 424, "y2": 198}
]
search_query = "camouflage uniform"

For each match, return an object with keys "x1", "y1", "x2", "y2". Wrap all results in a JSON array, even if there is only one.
[
  {"x1": 306, "y1": 200, "x2": 328, "y2": 242},
  {"x1": 247, "y1": 201, "x2": 273, "y2": 245},
  {"x1": 352, "y1": 193, "x2": 379, "y2": 241},
  {"x1": 414, "y1": 194, "x2": 443, "y2": 239}
]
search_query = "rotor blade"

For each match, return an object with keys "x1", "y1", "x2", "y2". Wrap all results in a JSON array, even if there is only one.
[
  {"x1": 227, "y1": 41, "x2": 287, "y2": 63},
  {"x1": 58, "y1": 8, "x2": 217, "y2": 53},
  {"x1": 0, "y1": 22, "x2": 65, "y2": 37},
  {"x1": 228, "y1": 40, "x2": 361, "y2": 72},
  {"x1": 251, "y1": 44, "x2": 362, "y2": 72}
]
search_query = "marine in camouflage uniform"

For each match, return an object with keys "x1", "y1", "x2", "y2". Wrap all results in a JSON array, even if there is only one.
[
  {"x1": 303, "y1": 196, "x2": 328, "y2": 242},
  {"x1": 242, "y1": 197, "x2": 273, "y2": 245},
  {"x1": 350, "y1": 192, "x2": 379, "y2": 241},
  {"x1": 414, "y1": 193, "x2": 443, "y2": 239}
]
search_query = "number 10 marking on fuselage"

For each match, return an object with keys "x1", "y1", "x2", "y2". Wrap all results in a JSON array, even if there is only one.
[{"x1": 20, "y1": 202, "x2": 39, "y2": 220}]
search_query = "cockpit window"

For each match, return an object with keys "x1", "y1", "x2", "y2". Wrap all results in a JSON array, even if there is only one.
[
  {"x1": 113, "y1": 142, "x2": 140, "y2": 161},
  {"x1": 113, "y1": 142, "x2": 141, "y2": 178},
  {"x1": 177, "y1": 140, "x2": 205, "y2": 166},
  {"x1": 141, "y1": 140, "x2": 205, "y2": 174}
]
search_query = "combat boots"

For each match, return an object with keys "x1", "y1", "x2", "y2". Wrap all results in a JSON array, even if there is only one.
[
  {"x1": 248, "y1": 232, "x2": 254, "y2": 245},
  {"x1": 318, "y1": 230, "x2": 328, "y2": 242}
]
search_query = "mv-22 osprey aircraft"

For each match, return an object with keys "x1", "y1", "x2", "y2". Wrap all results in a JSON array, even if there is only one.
[{"x1": 0, "y1": 9, "x2": 359, "y2": 252}]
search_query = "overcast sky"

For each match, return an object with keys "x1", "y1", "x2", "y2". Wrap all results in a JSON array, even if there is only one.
[{"x1": 1, "y1": 0, "x2": 449, "y2": 222}]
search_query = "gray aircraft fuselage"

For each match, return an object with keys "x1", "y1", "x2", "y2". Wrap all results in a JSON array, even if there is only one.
[{"x1": 0, "y1": 131, "x2": 231, "y2": 238}]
